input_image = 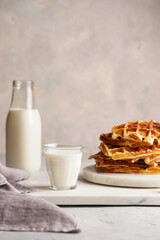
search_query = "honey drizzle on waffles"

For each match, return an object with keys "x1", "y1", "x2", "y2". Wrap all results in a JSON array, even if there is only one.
[{"x1": 89, "y1": 120, "x2": 160, "y2": 174}]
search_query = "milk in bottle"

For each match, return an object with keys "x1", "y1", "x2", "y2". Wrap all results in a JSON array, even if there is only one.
[{"x1": 6, "y1": 80, "x2": 41, "y2": 172}]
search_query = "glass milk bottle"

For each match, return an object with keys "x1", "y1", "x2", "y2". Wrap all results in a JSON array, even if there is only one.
[{"x1": 6, "y1": 80, "x2": 41, "y2": 172}]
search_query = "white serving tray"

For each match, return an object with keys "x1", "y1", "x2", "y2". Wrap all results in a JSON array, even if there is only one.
[
  {"x1": 83, "y1": 165, "x2": 160, "y2": 188},
  {"x1": 21, "y1": 164, "x2": 160, "y2": 206}
]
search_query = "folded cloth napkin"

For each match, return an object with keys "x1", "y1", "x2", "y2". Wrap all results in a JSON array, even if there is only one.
[
  {"x1": 0, "y1": 163, "x2": 80, "y2": 233},
  {"x1": 0, "y1": 163, "x2": 31, "y2": 193},
  {"x1": 0, "y1": 162, "x2": 30, "y2": 182}
]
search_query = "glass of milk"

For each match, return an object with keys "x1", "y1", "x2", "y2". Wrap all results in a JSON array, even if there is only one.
[{"x1": 43, "y1": 144, "x2": 83, "y2": 190}]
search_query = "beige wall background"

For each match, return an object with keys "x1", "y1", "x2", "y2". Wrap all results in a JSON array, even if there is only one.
[{"x1": 0, "y1": 0, "x2": 160, "y2": 155}]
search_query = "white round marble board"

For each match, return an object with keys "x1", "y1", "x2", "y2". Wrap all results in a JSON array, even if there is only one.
[{"x1": 83, "y1": 165, "x2": 160, "y2": 188}]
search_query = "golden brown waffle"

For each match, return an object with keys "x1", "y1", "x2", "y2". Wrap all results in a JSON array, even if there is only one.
[
  {"x1": 112, "y1": 120, "x2": 160, "y2": 145},
  {"x1": 96, "y1": 158, "x2": 148, "y2": 168},
  {"x1": 99, "y1": 142, "x2": 160, "y2": 160},
  {"x1": 103, "y1": 165, "x2": 160, "y2": 174},
  {"x1": 89, "y1": 151, "x2": 160, "y2": 167},
  {"x1": 144, "y1": 155, "x2": 160, "y2": 166},
  {"x1": 89, "y1": 151, "x2": 111, "y2": 161},
  {"x1": 89, "y1": 120, "x2": 160, "y2": 174},
  {"x1": 100, "y1": 133, "x2": 153, "y2": 148},
  {"x1": 89, "y1": 151, "x2": 160, "y2": 173}
]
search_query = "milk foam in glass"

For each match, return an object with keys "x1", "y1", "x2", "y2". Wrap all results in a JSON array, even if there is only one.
[
  {"x1": 43, "y1": 144, "x2": 83, "y2": 190},
  {"x1": 6, "y1": 80, "x2": 41, "y2": 172}
]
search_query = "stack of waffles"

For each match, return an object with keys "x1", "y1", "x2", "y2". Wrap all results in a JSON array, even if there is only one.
[{"x1": 89, "y1": 120, "x2": 160, "y2": 174}]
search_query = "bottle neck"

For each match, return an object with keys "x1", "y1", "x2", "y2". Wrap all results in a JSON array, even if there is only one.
[{"x1": 10, "y1": 80, "x2": 35, "y2": 109}]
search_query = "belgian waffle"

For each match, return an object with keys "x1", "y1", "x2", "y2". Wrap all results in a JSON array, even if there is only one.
[
  {"x1": 96, "y1": 158, "x2": 148, "y2": 168},
  {"x1": 99, "y1": 142, "x2": 160, "y2": 160},
  {"x1": 112, "y1": 120, "x2": 160, "y2": 145},
  {"x1": 89, "y1": 151, "x2": 160, "y2": 167},
  {"x1": 100, "y1": 133, "x2": 153, "y2": 148},
  {"x1": 89, "y1": 120, "x2": 160, "y2": 174},
  {"x1": 103, "y1": 165, "x2": 160, "y2": 174}
]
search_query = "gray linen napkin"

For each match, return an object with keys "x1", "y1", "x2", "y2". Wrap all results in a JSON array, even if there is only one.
[
  {"x1": 0, "y1": 163, "x2": 80, "y2": 233},
  {"x1": 0, "y1": 162, "x2": 30, "y2": 182},
  {"x1": 0, "y1": 163, "x2": 32, "y2": 193}
]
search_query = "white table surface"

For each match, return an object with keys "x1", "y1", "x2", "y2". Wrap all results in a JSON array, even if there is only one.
[
  {"x1": 22, "y1": 159, "x2": 160, "y2": 206},
  {"x1": 1, "y1": 155, "x2": 160, "y2": 240}
]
